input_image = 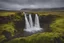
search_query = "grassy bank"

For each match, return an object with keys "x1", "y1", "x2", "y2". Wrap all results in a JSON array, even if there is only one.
[{"x1": 0, "y1": 10, "x2": 64, "y2": 43}]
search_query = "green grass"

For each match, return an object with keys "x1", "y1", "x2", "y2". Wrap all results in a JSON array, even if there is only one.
[
  {"x1": 50, "y1": 17, "x2": 64, "y2": 33},
  {"x1": 6, "y1": 32, "x2": 63, "y2": 43},
  {"x1": 5, "y1": 16, "x2": 64, "y2": 43},
  {"x1": 0, "y1": 11, "x2": 16, "y2": 16},
  {"x1": 0, "y1": 22, "x2": 15, "y2": 35},
  {"x1": 0, "y1": 11, "x2": 64, "y2": 43},
  {"x1": 0, "y1": 11, "x2": 64, "y2": 16},
  {"x1": 0, "y1": 35, "x2": 6, "y2": 43}
]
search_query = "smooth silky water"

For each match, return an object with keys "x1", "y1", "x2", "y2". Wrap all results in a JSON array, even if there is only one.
[{"x1": 24, "y1": 12, "x2": 42, "y2": 33}]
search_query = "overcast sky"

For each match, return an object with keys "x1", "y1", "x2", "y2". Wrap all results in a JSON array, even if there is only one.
[{"x1": 0, "y1": 0, "x2": 64, "y2": 10}]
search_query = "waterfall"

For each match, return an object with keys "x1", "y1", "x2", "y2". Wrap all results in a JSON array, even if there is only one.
[
  {"x1": 35, "y1": 14, "x2": 40, "y2": 28},
  {"x1": 29, "y1": 14, "x2": 33, "y2": 27},
  {"x1": 24, "y1": 12, "x2": 42, "y2": 33},
  {"x1": 24, "y1": 13, "x2": 30, "y2": 29}
]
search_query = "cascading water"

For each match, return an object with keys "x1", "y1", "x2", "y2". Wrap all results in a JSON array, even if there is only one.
[
  {"x1": 24, "y1": 12, "x2": 42, "y2": 33},
  {"x1": 35, "y1": 14, "x2": 40, "y2": 28},
  {"x1": 24, "y1": 13, "x2": 30, "y2": 29},
  {"x1": 29, "y1": 14, "x2": 33, "y2": 27}
]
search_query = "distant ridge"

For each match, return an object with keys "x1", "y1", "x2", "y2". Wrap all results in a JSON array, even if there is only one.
[
  {"x1": 0, "y1": 9, "x2": 20, "y2": 12},
  {"x1": 0, "y1": 7, "x2": 64, "y2": 11},
  {"x1": 21, "y1": 7, "x2": 64, "y2": 11}
]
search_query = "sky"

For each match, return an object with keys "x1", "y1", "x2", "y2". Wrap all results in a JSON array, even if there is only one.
[{"x1": 0, "y1": 0, "x2": 64, "y2": 10}]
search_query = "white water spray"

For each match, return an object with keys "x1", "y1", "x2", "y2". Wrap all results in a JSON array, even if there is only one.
[
  {"x1": 29, "y1": 14, "x2": 33, "y2": 27},
  {"x1": 24, "y1": 13, "x2": 30, "y2": 29},
  {"x1": 24, "y1": 12, "x2": 42, "y2": 33},
  {"x1": 35, "y1": 14, "x2": 40, "y2": 28}
]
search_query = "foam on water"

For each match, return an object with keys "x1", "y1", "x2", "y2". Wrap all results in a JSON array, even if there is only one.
[{"x1": 24, "y1": 12, "x2": 42, "y2": 33}]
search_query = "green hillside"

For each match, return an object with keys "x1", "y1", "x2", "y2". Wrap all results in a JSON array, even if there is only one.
[{"x1": 0, "y1": 10, "x2": 64, "y2": 43}]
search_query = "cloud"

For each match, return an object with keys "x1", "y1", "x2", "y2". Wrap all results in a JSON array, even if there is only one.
[{"x1": 0, "y1": 0, "x2": 64, "y2": 10}]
